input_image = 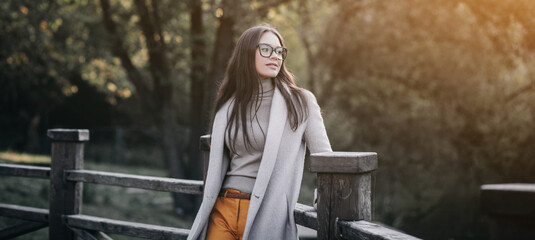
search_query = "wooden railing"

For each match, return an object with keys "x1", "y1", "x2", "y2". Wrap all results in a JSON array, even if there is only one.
[
  {"x1": 480, "y1": 183, "x2": 535, "y2": 240},
  {"x1": 0, "y1": 129, "x2": 419, "y2": 239}
]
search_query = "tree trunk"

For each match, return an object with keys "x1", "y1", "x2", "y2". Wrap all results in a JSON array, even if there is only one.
[
  {"x1": 296, "y1": 0, "x2": 317, "y2": 94},
  {"x1": 205, "y1": 0, "x2": 236, "y2": 115},
  {"x1": 101, "y1": 0, "x2": 194, "y2": 216},
  {"x1": 133, "y1": 0, "x2": 194, "y2": 215},
  {"x1": 188, "y1": 0, "x2": 206, "y2": 181},
  {"x1": 161, "y1": 101, "x2": 194, "y2": 215}
]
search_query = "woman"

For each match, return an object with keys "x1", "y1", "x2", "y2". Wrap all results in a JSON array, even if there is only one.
[{"x1": 188, "y1": 24, "x2": 331, "y2": 240}]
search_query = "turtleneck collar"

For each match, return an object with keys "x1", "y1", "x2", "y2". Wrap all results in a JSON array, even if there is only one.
[{"x1": 259, "y1": 79, "x2": 274, "y2": 94}]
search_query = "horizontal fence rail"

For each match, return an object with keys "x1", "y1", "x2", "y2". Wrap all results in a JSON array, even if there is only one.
[
  {"x1": 0, "y1": 203, "x2": 49, "y2": 223},
  {"x1": 338, "y1": 220, "x2": 421, "y2": 240},
  {"x1": 294, "y1": 203, "x2": 318, "y2": 230},
  {"x1": 0, "y1": 221, "x2": 48, "y2": 240},
  {"x1": 64, "y1": 214, "x2": 190, "y2": 240},
  {"x1": 0, "y1": 163, "x2": 203, "y2": 195},
  {"x1": 0, "y1": 163, "x2": 50, "y2": 179},
  {"x1": 64, "y1": 169, "x2": 204, "y2": 195},
  {"x1": 67, "y1": 226, "x2": 113, "y2": 240},
  {"x1": 481, "y1": 183, "x2": 535, "y2": 239}
]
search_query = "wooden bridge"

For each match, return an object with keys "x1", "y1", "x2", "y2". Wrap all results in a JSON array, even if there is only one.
[{"x1": 1, "y1": 128, "x2": 422, "y2": 239}]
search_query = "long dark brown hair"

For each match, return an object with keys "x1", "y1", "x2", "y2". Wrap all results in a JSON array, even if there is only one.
[{"x1": 213, "y1": 25, "x2": 309, "y2": 154}]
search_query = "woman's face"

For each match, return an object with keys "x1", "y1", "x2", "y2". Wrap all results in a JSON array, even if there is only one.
[{"x1": 255, "y1": 31, "x2": 283, "y2": 80}]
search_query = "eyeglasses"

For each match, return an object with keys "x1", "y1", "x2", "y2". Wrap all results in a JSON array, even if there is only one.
[{"x1": 257, "y1": 43, "x2": 287, "y2": 60}]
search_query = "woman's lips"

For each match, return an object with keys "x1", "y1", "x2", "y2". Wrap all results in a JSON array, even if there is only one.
[{"x1": 266, "y1": 63, "x2": 278, "y2": 69}]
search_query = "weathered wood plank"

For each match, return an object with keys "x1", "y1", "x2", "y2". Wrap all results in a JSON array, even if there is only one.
[
  {"x1": 64, "y1": 170, "x2": 204, "y2": 195},
  {"x1": 91, "y1": 230, "x2": 114, "y2": 240},
  {"x1": 200, "y1": 135, "x2": 211, "y2": 185},
  {"x1": 294, "y1": 203, "x2": 318, "y2": 230},
  {"x1": 48, "y1": 129, "x2": 88, "y2": 240},
  {"x1": 47, "y1": 128, "x2": 89, "y2": 142},
  {"x1": 68, "y1": 226, "x2": 114, "y2": 240},
  {"x1": 481, "y1": 184, "x2": 535, "y2": 240},
  {"x1": 316, "y1": 173, "x2": 333, "y2": 240},
  {"x1": 0, "y1": 164, "x2": 50, "y2": 179},
  {"x1": 199, "y1": 135, "x2": 210, "y2": 151},
  {"x1": 330, "y1": 173, "x2": 372, "y2": 221},
  {"x1": 481, "y1": 184, "x2": 535, "y2": 217},
  {"x1": 311, "y1": 151, "x2": 378, "y2": 240},
  {"x1": 0, "y1": 221, "x2": 48, "y2": 239},
  {"x1": 310, "y1": 152, "x2": 377, "y2": 173},
  {"x1": 69, "y1": 226, "x2": 99, "y2": 240},
  {"x1": 0, "y1": 203, "x2": 49, "y2": 223},
  {"x1": 64, "y1": 214, "x2": 189, "y2": 240},
  {"x1": 338, "y1": 220, "x2": 422, "y2": 240}
]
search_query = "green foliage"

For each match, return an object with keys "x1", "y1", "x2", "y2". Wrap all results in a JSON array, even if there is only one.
[
  {"x1": 0, "y1": 0, "x2": 114, "y2": 151},
  {"x1": 305, "y1": 0, "x2": 535, "y2": 239}
]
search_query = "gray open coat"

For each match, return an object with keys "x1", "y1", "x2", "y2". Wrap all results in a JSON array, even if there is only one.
[{"x1": 188, "y1": 85, "x2": 331, "y2": 240}]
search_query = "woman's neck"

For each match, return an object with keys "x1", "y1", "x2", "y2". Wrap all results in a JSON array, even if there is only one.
[{"x1": 259, "y1": 78, "x2": 274, "y2": 93}]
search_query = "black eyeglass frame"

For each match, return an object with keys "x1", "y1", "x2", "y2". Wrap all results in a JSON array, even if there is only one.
[{"x1": 257, "y1": 43, "x2": 288, "y2": 60}]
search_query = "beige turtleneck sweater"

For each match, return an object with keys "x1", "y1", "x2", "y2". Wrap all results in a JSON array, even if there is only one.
[{"x1": 222, "y1": 79, "x2": 274, "y2": 193}]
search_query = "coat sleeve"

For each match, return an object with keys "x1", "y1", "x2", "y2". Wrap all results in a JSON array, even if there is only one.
[{"x1": 303, "y1": 90, "x2": 332, "y2": 154}]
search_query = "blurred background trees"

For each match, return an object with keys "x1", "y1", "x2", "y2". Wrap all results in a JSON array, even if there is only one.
[{"x1": 1, "y1": 0, "x2": 535, "y2": 239}]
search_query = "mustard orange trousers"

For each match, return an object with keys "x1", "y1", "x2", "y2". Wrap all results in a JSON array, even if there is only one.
[{"x1": 206, "y1": 189, "x2": 250, "y2": 240}]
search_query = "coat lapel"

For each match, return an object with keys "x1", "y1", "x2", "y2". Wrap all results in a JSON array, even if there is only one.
[
  {"x1": 187, "y1": 99, "x2": 233, "y2": 240},
  {"x1": 244, "y1": 85, "x2": 288, "y2": 237},
  {"x1": 205, "y1": 98, "x2": 234, "y2": 197}
]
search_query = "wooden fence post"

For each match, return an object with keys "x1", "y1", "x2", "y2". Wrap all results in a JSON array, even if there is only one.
[
  {"x1": 48, "y1": 129, "x2": 89, "y2": 240},
  {"x1": 200, "y1": 135, "x2": 211, "y2": 186},
  {"x1": 481, "y1": 184, "x2": 535, "y2": 240},
  {"x1": 310, "y1": 152, "x2": 378, "y2": 240}
]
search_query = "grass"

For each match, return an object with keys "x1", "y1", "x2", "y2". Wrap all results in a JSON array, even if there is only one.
[
  {"x1": 0, "y1": 151, "x2": 50, "y2": 164},
  {"x1": 0, "y1": 151, "x2": 318, "y2": 239}
]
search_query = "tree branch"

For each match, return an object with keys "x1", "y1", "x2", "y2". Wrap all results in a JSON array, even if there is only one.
[
  {"x1": 99, "y1": 0, "x2": 155, "y2": 112},
  {"x1": 506, "y1": 83, "x2": 535, "y2": 103},
  {"x1": 296, "y1": 0, "x2": 317, "y2": 94}
]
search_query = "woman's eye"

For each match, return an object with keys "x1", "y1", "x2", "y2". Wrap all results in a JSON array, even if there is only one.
[{"x1": 261, "y1": 47, "x2": 270, "y2": 52}]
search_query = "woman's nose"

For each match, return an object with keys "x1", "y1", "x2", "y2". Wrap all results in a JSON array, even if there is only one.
[{"x1": 270, "y1": 53, "x2": 282, "y2": 61}]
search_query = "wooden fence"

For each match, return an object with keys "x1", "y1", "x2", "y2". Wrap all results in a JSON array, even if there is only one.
[
  {"x1": 480, "y1": 183, "x2": 535, "y2": 240},
  {"x1": 0, "y1": 129, "x2": 420, "y2": 240}
]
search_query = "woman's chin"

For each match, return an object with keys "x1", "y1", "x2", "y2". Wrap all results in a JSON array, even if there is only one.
[{"x1": 259, "y1": 74, "x2": 277, "y2": 80}]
